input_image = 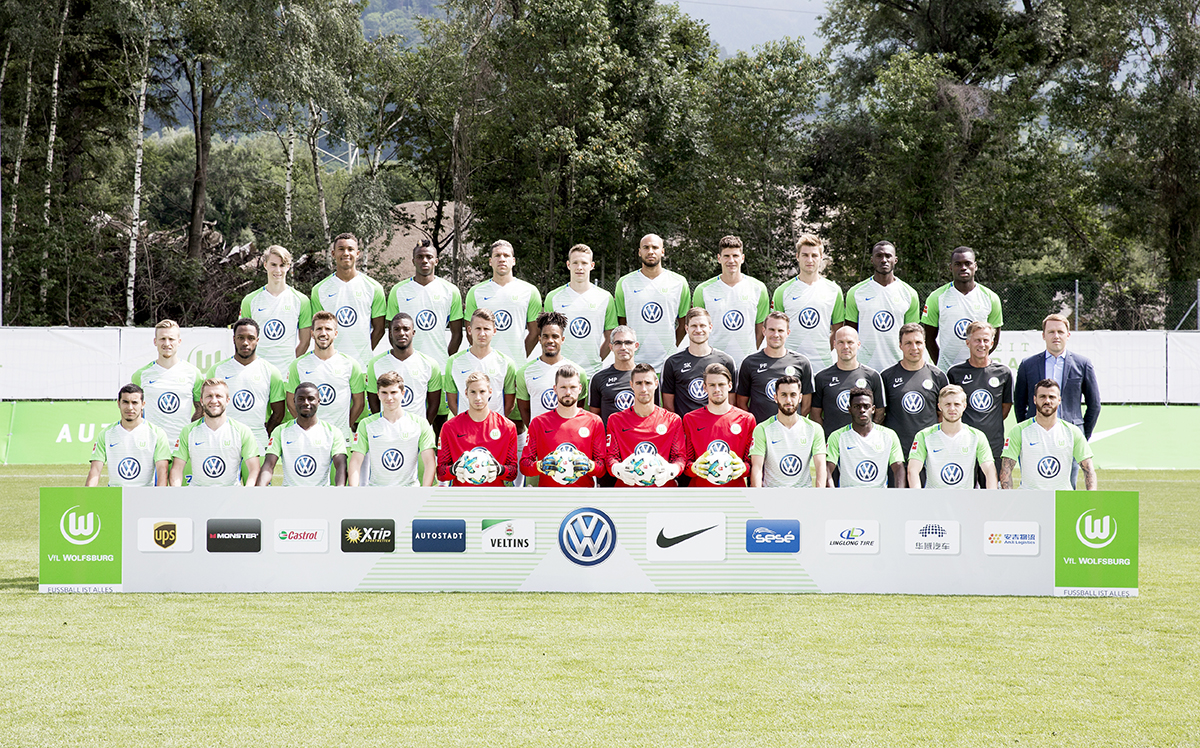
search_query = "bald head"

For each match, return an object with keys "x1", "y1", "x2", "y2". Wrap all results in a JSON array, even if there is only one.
[{"x1": 834, "y1": 325, "x2": 860, "y2": 365}]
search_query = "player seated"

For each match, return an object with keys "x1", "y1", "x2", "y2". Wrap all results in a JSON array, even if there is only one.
[
  {"x1": 171, "y1": 379, "x2": 260, "y2": 487},
  {"x1": 520, "y1": 365, "x2": 606, "y2": 486},
  {"x1": 908, "y1": 384, "x2": 996, "y2": 489},
  {"x1": 825, "y1": 387, "x2": 905, "y2": 488},
  {"x1": 437, "y1": 371, "x2": 518, "y2": 486},
  {"x1": 606, "y1": 363, "x2": 685, "y2": 487},
  {"x1": 683, "y1": 364, "x2": 756, "y2": 487},
  {"x1": 258, "y1": 382, "x2": 348, "y2": 486}
]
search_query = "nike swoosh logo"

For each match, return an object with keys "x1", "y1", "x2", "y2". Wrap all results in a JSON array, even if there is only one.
[
  {"x1": 109, "y1": 443, "x2": 118, "y2": 448},
  {"x1": 531, "y1": 376, "x2": 541, "y2": 380},
  {"x1": 656, "y1": 525, "x2": 717, "y2": 548},
  {"x1": 194, "y1": 441, "x2": 204, "y2": 446},
  {"x1": 481, "y1": 295, "x2": 494, "y2": 301},
  {"x1": 632, "y1": 288, "x2": 642, "y2": 293},
  {"x1": 286, "y1": 440, "x2": 294, "y2": 444},
  {"x1": 146, "y1": 379, "x2": 156, "y2": 385},
  {"x1": 846, "y1": 445, "x2": 856, "y2": 450},
  {"x1": 327, "y1": 292, "x2": 338, "y2": 297},
  {"x1": 224, "y1": 375, "x2": 233, "y2": 379},
  {"x1": 931, "y1": 448, "x2": 942, "y2": 452},
  {"x1": 863, "y1": 296, "x2": 875, "y2": 301},
  {"x1": 256, "y1": 307, "x2": 266, "y2": 312},
  {"x1": 712, "y1": 297, "x2": 722, "y2": 301},
  {"x1": 771, "y1": 440, "x2": 780, "y2": 444}
]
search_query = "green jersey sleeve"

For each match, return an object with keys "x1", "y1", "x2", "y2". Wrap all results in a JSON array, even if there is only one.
[
  {"x1": 350, "y1": 359, "x2": 366, "y2": 394},
  {"x1": 909, "y1": 428, "x2": 928, "y2": 463},
  {"x1": 830, "y1": 288, "x2": 846, "y2": 324},
  {"x1": 921, "y1": 285, "x2": 947, "y2": 326},
  {"x1": 351, "y1": 418, "x2": 371, "y2": 455},
  {"x1": 191, "y1": 369, "x2": 205, "y2": 402},
  {"x1": 238, "y1": 422, "x2": 258, "y2": 460},
  {"x1": 749, "y1": 422, "x2": 768, "y2": 457},
  {"x1": 691, "y1": 277, "x2": 717, "y2": 309},
  {"x1": 986, "y1": 286, "x2": 1004, "y2": 326},
  {"x1": 418, "y1": 420, "x2": 436, "y2": 452},
  {"x1": 1001, "y1": 421, "x2": 1024, "y2": 462},
  {"x1": 504, "y1": 357, "x2": 517, "y2": 395},
  {"x1": 266, "y1": 426, "x2": 284, "y2": 458},
  {"x1": 268, "y1": 364, "x2": 286, "y2": 403},
  {"x1": 297, "y1": 290, "x2": 313, "y2": 328},
  {"x1": 286, "y1": 360, "x2": 301, "y2": 393},
  {"x1": 844, "y1": 280, "x2": 867, "y2": 323},
  {"x1": 385, "y1": 283, "x2": 400, "y2": 319},
  {"x1": 1071, "y1": 424, "x2": 1094, "y2": 462},
  {"x1": 130, "y1": 362, "x2": 151, "y2": 388},
  {"x1": 91, "y1": 433, "x2": 107, "y2": 463},
  {"x1": 310, "y1": 281, "x2": 326, "y2": 313},
  {"x1": 676, "y1": 277, "x2": 691, "y2": 317},
  {"x1": 427, "y1": 358, "x2": 444, "y2": 394},
  {"x1": 811, "y1": 423, "x2": 827, "y2": 456},
  {"x1": 604, "y1": 294, "x2": 618, "y2": 329},
  {"x1": 370, "y1": 281, "x2": 386, "y2": 317},
  {"x1": 526, "y1": 285, "x2": 542, "y2": 322},
  {"x1": 755, "y1": 281, "x2": 770, "y2": 324},
  {"x1": 902, "y1": 281, "x2": 920, "y2": 323},
  {"x1": 328, "y1": 423, "x2": 349, "y2": 457},
  {"x1": 366, "y1": 352, "x2": 385, "y2": 394},
  {"x1": 463, "y1": 286, "x2": 479, "y2": 319},
  {"x1": 613, "y1": 277, "x2": 627, "y2": 317},
  {"x1": 543, "y1": 286, "x2": 562, "y2": 313},
  {"x1": 240, "y1": 292, "x2": 254, "y2": 319},
  {"x1": 449, "y1": 286, "x2": 464, "y2": 322},
  {"x1": 972, "y1": 426, "x2": 994, "y2": 464},
  {"x1": 771, "y1": 283, "x2": 785, "y2": 312},
  {"x1": 887, "y1": 429, "x2": 904, "y2": 464},
  {"x1": 515, "y1": 362, "x2": 531, "y2": 400},
  {"x1": 152, "y1": 425, "x2": 173, "y2": 462},
  {"x1": 173, "y1": 422, "x2": 194, "y2": 463},
  {"x1": 826, "y1": 428, "x2": 842, "y2": 465}
]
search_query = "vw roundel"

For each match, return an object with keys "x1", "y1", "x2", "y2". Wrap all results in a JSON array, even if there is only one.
[
  {"x1": 1038, "y1": 455, "x2": 1061, "y2": 479},
  {"x1": 317, "y1": 384, "x2": 336, "y2": 406},
  {"x1": 336, "y1": 306, "x2": 358, "y2": 327},
  {"x1": 232, "y1": 390, "x2": 255, "y2": 412},
  {"x1": 797, "y1": 307, "x2": 820, "y2": 329},
  {"x1": 558, "y1": 507, "x2": 616, "y2": 566},
  {"x1": 854, "y1": 460, "x2": 879, "y2": 484},
  {"x1": 414, "y1": 309, "x2": 437, "y2": 331},
  {"x1": 569, "y1": 317, "x2": 591, "y2": 338},
  {"x1": 969, "y1": 389, "x2": 994, "y2": 412},
  {"x1": 939, "y1": 463, "x2": 965, "y2": 485},
  {"x1": 263, "y1": 319, "x2": 286, "y2": 340},
  {"x1": 293, "y1": 454, "x2": 318, "y2": 478},
  {"x1": 381, "y1": 448, "x2": 404, "y2": 471},
  {"x1": 901, "y1": 391, "x2": 925, "y2": 414},
  {"x1": 836, "y1": 389, "x2": 852, "y2": 413},
  {"x1": 953, "y1": 318, "x2": 971, "y2": 340},
  {"x1": 687, "y1": 378, "x2": 707, "y2": 401},
  {"x1": 722, "y1": 310, "x2": 744, "y2": 330},
  {"x1": 116, "y1": 457, "x2": 141, "y2": 481},
  {"x1": 201, "y1": 456, "x2": 226, "y2": 479},
  {"x1": 640, "y1": 301, "x2": 664, "y2": 324},
  {"x1": 872, "y1": 310, "x2": 895, "y2": 332},
  {"x1": 614, "y1": 390, "x2": 635, "y2": 410},
  {"x1": 540, "y1": 389, "x2": 559, "y2": 410},
  {"x1": 157, "y1": 392, "x2": 180, "y2": 414},
  {"x1": 493, "y1": 309, "x2": 513, "y2": 331}
]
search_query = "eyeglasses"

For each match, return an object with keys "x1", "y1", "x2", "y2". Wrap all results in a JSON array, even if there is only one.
[{"x1": 611, "y1": 340, "x2": 636, "y2": 347}]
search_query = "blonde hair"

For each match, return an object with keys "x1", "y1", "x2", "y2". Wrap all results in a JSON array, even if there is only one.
[
  {"x1": 465, "y1": 371, "x2": 492, "y2": 390},
  {"x1": 263, "y1": 245, "x2": 293, "y2": 266},
  {"x1": 154, "y1": 319, "x2": 180, "y2": 332},
  {"x1": 200, "y1": 378, "x2": 229, "y2": 395},
  {"x1": 938, "y1": 384, "x2": 966, "y2": 402}
]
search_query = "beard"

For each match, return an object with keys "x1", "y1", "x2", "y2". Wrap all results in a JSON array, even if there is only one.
[
  {"x1": 778, "y1": 403, "x2": 798, "y2": 417},
  {"x1": 557, "y1": 394, "x2": 577, "y2": 408},
  {"x1": 203, "y1": 403, "x2": 226, "y2": 418}
]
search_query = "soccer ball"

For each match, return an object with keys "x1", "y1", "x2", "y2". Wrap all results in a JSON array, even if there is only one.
[
  {"x1": 617, "y1": 452, "x2": 669, "y2": 487},
  {"x1": 456, "y1": 447, "x2": 498, "y2": 485},
  {"x1": 696, "y1": 450, "x2": 744, "y2": 485},
  {"x1": 541, "y1": 443, "x2": 593, "y2": 485}
]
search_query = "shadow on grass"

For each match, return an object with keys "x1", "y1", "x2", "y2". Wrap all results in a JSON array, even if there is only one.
[{"x1": 0, "y1": 576, "x2": 38, "y2": 591}]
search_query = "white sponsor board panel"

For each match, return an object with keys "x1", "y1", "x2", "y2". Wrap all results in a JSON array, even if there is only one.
[
  {"x1": 1166, "y1": 331, "x2": 1200, "y2": 404},
  {"x1": 120, "y1": 487, "x2": 1055, "y2": 595},
  {"x1": 0, "y1": 327, "x2": 122, "y2": 399}
]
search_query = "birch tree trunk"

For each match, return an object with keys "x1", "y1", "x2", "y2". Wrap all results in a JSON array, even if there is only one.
[
  {"x1": 284, "y1": 113, "x2": 295, "y2": 240},
  {"x1": 127, "y1": 44, "x2": 150, "y2": 326},
  {"x1": 4, "y1": 57, "x2": 32, "y2": 310},
  {"x1": 308, "y1": 99, "x2": 331, "y2": 248},
  {"x1": 41, "y1": 0, "x2": 72, "y2": 310}
]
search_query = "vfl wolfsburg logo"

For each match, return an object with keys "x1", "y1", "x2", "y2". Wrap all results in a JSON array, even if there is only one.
[
  {"x1": 1037, "y1": 455, "x2": 1061, "y2": 479},
  {"x1": 317, "y1": 384, "x2": 336, "y2": 405},
  {"x1": 723, "y1": 310, "x2": 744, "y2": 330},
  {"x1": 779, "y1": 454, "x2": 803, "y2": 477},
  {"x1": 569, "y1": 317, "x2": 591, "y2": 338},
  {"x1": 494, "y1": 309, "x2": 513, "y2": 331},
  {"x1": 970, "y1": 390, "x2": 994, "y2": 412},
  {"x1": 953, "y1": 318, "x2": 971, "y2": 340},
  {"x1": 940, "y1": 463, "x2": 965, "y2": 485},
  {"x1": 232, "y1": 390, "x2": 255, "y2": 411},
  {"x1": 294, "y1": 454, "x2": 318, "y2": 478},
  {"x1": 902, "y1": 391, "x2": 925, "y2": 414},
  {"x1": 158, "y1": 391, "x2": 180, "y2": 414},
  {"x1": 1076, "y1": 509, "x2": 1117, "y2": 549},
  {"x1": 797, "y1": 307, "x2": 820, "y2": 329},
  {"x1": 687, "y1": 378, "x2": 707, "y2": 401},
  {"x1": 873, "y1": 310, "x2": 895, "y2": 332},
  {"x1": 381, "y1": 448, "x2": 404, "y2": 472},
  {"x1": 60, "y1": 506, "x2": 101, "y2": 545},
  {"x1": 202, "y1": 456, "x2": 226, "y2": 479},
  {"x1": 541, "y1": 389, "x2": 559, "y2": 410},
  {"x1": 116, "y1": 457, "x2": 141, "y2": 481},
  {"x1": 854, "y1": 460, "x2": 879, "y2": 483},
  {"x1": 263, "y1": 319, "x2": 286, "y2": 341},
  {"x1": 641, "y1": 302, "x2": 663, "y2": 324},
  {"x1": 836, "y1": 390, "x2": 852, "y2": 413},
  {"x1": 614, "y1": 391, "x2": 635, "y2": 410},
  {"x1": 415, "y1": 310, "x2": 437, "y2": 331},
  {"x1": 336, "y1": 306, "x2": 358, "y2": 327}
]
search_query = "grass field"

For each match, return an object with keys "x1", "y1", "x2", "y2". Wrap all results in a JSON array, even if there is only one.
[{"x1": 2, "y1": 466, "x2": 1198, "y2": 747}]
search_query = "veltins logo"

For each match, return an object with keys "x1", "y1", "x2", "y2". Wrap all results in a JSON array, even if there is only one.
[
  {"x1": 646, "y1": 512, "x2": 725, "y2": 562},
  {"x1": 60, "y1": 506, "x2": 102, "y2": 546},
  {"x1": 137, "y1": 518, "x2": 195, "y2": 553},
  {"x1": 559, "y1": 507, "x2": 616, "y2": 566},
  {"x1": 983, "y1": 521, "x2": 1039, "y2": 557},
  {"x1": 274, "y1": 519, "x2": 329, "y2": 553},
  {"x1": 1076, "y1": 510, "x2": 1117, "y2": 549},
  {"x1": 905, "y1": 520, "x2": 961, "y2": 555},
  {"x1": 745, "y1": 520, "x2": 799, "y2": 554},
  {"x1": 206, "y1": 518, "x2": 262, "y2": 553},
  {"x1": 825, "y1": 520, "x2": 880, "y2": 554},
  {"x1": 411, "y1": 519, "x2": 465, "y2": 553},
  {"x1": 342, "y1": 519, "x2": 397, "y2": 553},
  {"x1": 1055, "y1": 490, "x2": 1139, "y2": 596},
  {"x1": 481, "y1": 519, "x2": 536, "y2": 553}
]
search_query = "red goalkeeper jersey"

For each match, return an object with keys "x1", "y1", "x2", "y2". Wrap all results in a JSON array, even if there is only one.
[
  {"x1": 519, "y1": 408, "x2": 607, "y2": 486},
  {"x1": 605, "y1": 406, "x2": 685, "y2": 487},
  {"x1": 682, "y1": 405, "x2": 756, "y2": 487},
  {"x1": 436, "y1": 410, "x2": 518, "y2": 487}
]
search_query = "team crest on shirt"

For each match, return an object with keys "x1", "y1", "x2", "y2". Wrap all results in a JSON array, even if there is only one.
[
  {"x1": 723, "y1": 310, "x2": 744, "y2": 330},
  {"x1": 263, "y1": 319, "x2": 286, "y2": 341},
  {"x1": 836, "y1": 390, "x2": 852, "y2": 413},
  {"x1": 569, "y1": 317, "x2": 591, "y2": 338},
  {"x1": 872, "y1": 310, "x2": 895, "y2": 332},
  {"x1": 901, "y1": 392, "x2": 925, "y2": 414},
  {"x1": 337, "y1": 306, "x2": 358, "y2": 327},
  {"x1": 494, "y1": 310, "x2": 513, "y2": 331},
  {"x1": 541, "y1": 389, "x2": 558, "y2": 410},
  {"x1": 797, "y1": 308, "x2": 820, "y2": 329},
  {"x1": 765, "y1": 378, "x2": 779, "y2": 401},
  {"x1": 779, "y1": 454, "x2": 803, "y2": 477},
  {"x1": 633, "y1": 441, "x2": 658, "y2": 455},
  {"x1": 969, "y1": 390, "x2": 993, "y2": 412},
  {"x1": 415, "y1": 310, "x2": 437, "y2": 330},
  {"x1": 953, "y1": 319, "x2": 971, "y2": 339}
]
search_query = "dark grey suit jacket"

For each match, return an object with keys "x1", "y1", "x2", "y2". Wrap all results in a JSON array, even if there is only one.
[{"x1": 1014, "y1": 349, "x2": 1101, "y2": 438}]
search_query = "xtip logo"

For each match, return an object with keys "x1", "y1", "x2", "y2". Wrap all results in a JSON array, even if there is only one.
[
  {"x1": 60, "y1": 506, "x2": 101, "y2": 545},
  {"x1": 1076, "y1": 510, "x2": 1117, "y2": 549}
]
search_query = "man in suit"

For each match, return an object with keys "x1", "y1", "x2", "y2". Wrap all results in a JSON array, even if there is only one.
[{"x1": 1015, "y1": 313, "x2": 1101, "y2": 483}]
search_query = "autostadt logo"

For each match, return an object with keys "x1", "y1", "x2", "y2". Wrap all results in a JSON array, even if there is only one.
[
  {"x1": 60, "y1": 506, "x2": 101, "y2": 545},
  {"x1": 569, "y1": 317, "x2": 591, "y2": 338},
  {"x1": 274, "y1": 519, "x2": 329, "y2": 553},
  {"x1": 411, "y1": 519, "x2": 466, "y2": 553},
  {"x1": 232, "y1": 390, "x2": 255, "y2": 411},
  {"x1": 873, "y1": 310, "x2": 895, "y2": 332},
  {"x1": 797, "y1": 307, "x2": 819, "y2": 329},
  {"x1": 723, "y1": 310, "x2": 744, "y2": 330},
  {"x1": 263, "y1": 318, "x2": 286, "y2": 340},
  {"x1": 902, "y1": 391, "x2": 925, "y2": 414},
  {"x1": 745, "y1": 520, "x2": 800, "y2": 553},
  {"x1": 116, "y1": 457, "x2": 141, "y2": 481},
  {"x1": 540, "y1": 389, "x2": 559, "y2": 410},
  {"x1": 641, "y1": 301, "x2": 663, "y2": 324},
  {"x1": 494, "y1": 309, "x2": 513, "y2": 331},
  {"x1": 559, "y1": 507, "x2": 616, "y2": 566},
  {"x1": 614, "y1": 390, "x2": 634, "y2": 410},
  {"x1": 336, "y1": 305, "x2": 358, "y2": 327},
  {"x1": 202, "y1": 455, "x2": 226, "y2": 479},
  {"x1": 158, "y1": 391, "x2": 180, "y2": 414},
  {"x1": 415, "y1": 310, "x2": 437, "y2": 330},
  {"x1": 1076, "y1": 510, "x2": 1117, "y2": 549}
]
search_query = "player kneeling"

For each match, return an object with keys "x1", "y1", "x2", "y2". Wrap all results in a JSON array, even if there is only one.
[
  {"x1": 908, "y1": 384, "x2": 996, "y2": 489},
  {"x1": 749, "y1": 375, "x2": 827, "y2": 488},
  {"x1": 520, "y1": 365, "x2": 606, "y2": 486},
  {"x1": 606, "y1": 363, "x2": 685, "y2": 487},
  {"x1": 349, "y1": 371, "x2": 437, "y2": 487},
  {"x1": 437, "y1": 371, "x2": 518, "y2": 486},
  {"x1": 684, "y1": 364, "x2": 756, "y2": 487}
]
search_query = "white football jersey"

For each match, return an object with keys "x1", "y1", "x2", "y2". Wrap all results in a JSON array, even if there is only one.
[
  {"x1": 352, "y1": 411, "x2": 436, "y2": 486},
  {"x1": 772, "y1": 277, "x2": 845, "y2": 369},
  {"x1": 287, "y1": 351, "x2": 364, "y2": 441},
  {"x1": 266, "y1": 419, "x2": 347, "y2": 487},
  {"x1": 543, "y1": 283, "x2": 617, "y2": 377},
  {"x1": 91, "y1": 421, "x2": 172, "y2": 487},
  {"x1": 464, "y1": 278, "x2": 541, "y2": 364},
  {"x1": 130, "y1": 360, "x2": 204, "y2": 446},
  {"x1": 613, "y1": 269, "x2": 691, "y2": 371},
  {"x1": 310, "y1": 272, "x2": 387, "y2": 367},
  {"x1": 173, "y1": 419, "x2": 258, "y2": 487},
  {"x1": 206, "y1": 357, "x2": 285, "y2": 452}
]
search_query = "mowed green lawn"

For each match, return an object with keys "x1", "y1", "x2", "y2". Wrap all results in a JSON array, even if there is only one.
[{"x1": 2, "y1": 467, "x2": 1197, "y2": 747}]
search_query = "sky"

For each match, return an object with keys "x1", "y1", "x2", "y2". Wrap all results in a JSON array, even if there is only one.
[{"x1": 669, "y1": 0, "x2": 829, "y2": 54}]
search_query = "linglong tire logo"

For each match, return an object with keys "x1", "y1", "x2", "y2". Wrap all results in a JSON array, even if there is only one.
[
  {"x1": 415, "y1": 310, "x2": 437, "y2": 331},
  {"x1": 940, "y1": 463, "x2": 964, "y2": 485},
  {"x1": 336, "y1": 306, "x2": 358, "y2": 327},
  {"x1": 381, "y1": 448, "x2": 404, "y2": 471},
  {"x1": 1076, "y1": 510, "x2": 1117, "y2": 549},
  {"x1": 263, "y1": 319, "x2": 285, "y2": 341},
  {"x1": 202, "y1": 456, "x2": 226, "y2": 479},
  {"x1": 569, "y1": 317, "x2": 591, "y2": 338},
  {"x1": 723, "y1": 310, "x2": 744, "y2": 330},
  {"x1": 873, "y1": 310, "x2": 895, "y2": 332},
  {"x1": 780, "y1": 454, "x2": 803, "y2": 477},
  {"x1": 157, "y1": 392, "x2": 180, "y2": 414},
  {"x1": 559, "y1": 507, "x2": 616, "y2": 566},
  {"x1": 232, "y1": 390, "x2": 255, "y2": 411},
  {"x1": 641, "y1": 302, "x2": 663, "y2": 324},
  {"x1": 60, "y1": 506, "x2": 101, "y2": 545},
  {"x1": 797, "y1": 307, "x2": 820, "y2": 329}
]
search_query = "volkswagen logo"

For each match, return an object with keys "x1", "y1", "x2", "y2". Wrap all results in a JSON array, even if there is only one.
[
  {"x1": 901, "y1": 391, "x2": 925, "y2": 414},
  {"x1": 836, "y1": 389, "x2": 852, "y2": 413},
  {"x1": 873, "y1": 310, "x2": 895, "y2": 332},
  {"x1": 780, "y1": 454, "x2": 803, "y2": 477},
  {"x1": 633, "y1": 441, "x2": 658, "y2": 455},
  {"x1": 401, "y1": 385, "x2": 414, "y2": 407},
  {"x1": 969, "y1": 389, "x2": 993, "y2": 412},
  {"x1": 294, "y1": 454, "x2": 318, "y2": 478},
  {"x1": 953, "y1": 318, "x2": 971, "y2": 340},
  {"x1": 614, "y1": 391, "x2": 635, "y2": 410},
  {"x1": 317, "y1": 383, "x2": 336, "y2": 405},
  {"x1": 940, "y1": 463, "x2": 965, "y2": 485},
  {"x1": 723, "y1": 310, "x2": 744, "y2": 330},
  {"x1": 116, "y1": 457, "x2": 141, "y2": 481},
  {"x1": 707, "y1": 439, "x2": 730, "y2": 453},
  {"x1": 540, "y1": 389, "x2": 559, "y2": 410},
  {"x1": 687, "y1": 378, "x2": 707, "y2": 401},
  {"x1": 854, "y1": 460, "x2": 879, "y2": 483},
  {"x1": 494, "y1": 309, "x2": 513, "y2": 331},
  {"x1": 797, "y1": 307, "x2": 820, "y2": 329},
  {"x1": 1037, "y1": 456, "x2": 1061, "y2": 479},
  {"x1": 336, "y1": 306, "x2": 358, "y2": 327},
  {"x1": 559, "y1": 507, "x2": 617, "y2": 566},
  {"x1": 232, "y1": 390, "x2": 255, "y2": 411},
  {"x1": 415, "y1": 310, "x2": 437, "y2": 331},
  {"x1": 157, "y1": 391, "x2": 180, "y2": 414},
  {"x1": 765, "y1": 378, "x2": 779, "y2": 401},
  {"x1": 381, "y1": 448, "x2": 404, "y2": 471},
  {"x1": 641, "y1": 302, "x2": 663, "y2": 324},
  {"x1": 263, "y1": 318, "x2": 285, "y2": 341},
  {"x1": 202, "y1": 455, "x2": 226, "y2": 479},
  {"x1": 569, "y1": 317, "x2": 591, "y2": 338}
]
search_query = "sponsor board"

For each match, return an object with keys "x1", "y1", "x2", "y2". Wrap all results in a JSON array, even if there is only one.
[
  {"x1": 137, "y1": 518, "x2": 194, "y2": 552},
  {"x1": 984, "y1": 521, "x2": 1040, "y2": 556},
  {"x1": 558, "y1": 507, "x2": 617, "y2": 566},
  {"x1": 905, "y1": 520, "x2": 961, "y2": 555},
  {"x1": 206, "y1": 518, "x2": 262, "y2": 553},
  {"x1": 1054, "y1": 490, "x2": 1138, "y2": 596},
  {"x1": 646, "y1": 512, "x2": 725, "y2": 562},
  {"x1": 274, "y1": 519, "x2": 329, "y2": 554},
  {"x1": 745, "y1": 520, "x2": 800, "y2": 553},
  {"x1": 342, "y1": 519, "x2": 396, "y2": 553},
  {"x1": 411, "y1": 519, "x2": 465, "y2": 553},
  {"x1": 39, "y1": 487, "x2": 123, "y2": 591},
  {"x1": 481, "y1": 519, "x2": 535, "y2": 553},
  {"x1": 825, "y1": 520, "x2": 880, "y2": 554}
]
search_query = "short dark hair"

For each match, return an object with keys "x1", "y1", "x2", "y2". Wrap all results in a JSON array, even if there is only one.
[
  {"x1": 232, "y1": 317, "x2": 259, "y2": 336},
  {"x1": 333, "y1": 232, "x2": 358, "y2": 246},
  {"x1": 774, "y1": 374, "x2": 802, "y2": 390},
  {"x1": 872, "y1": 240, "x2": 896, "y2": 254},
  {"x1": 295, "y1": 381, "x2": 319, "y2": 396},
  {"x1": 555, "y1": 364, "x2": 581, "y2": 383},
  {"x1": 631, "y1": 362, "x2": 657, "y2": 380},
  {"x1": 703, "y1": 362, "x2": 732, "y2": 385},
  {"x1": 848, "y1": 386, "x2": 874, "y2": 405},
  {"x1": 537, "y1": 310, "x2": 568, "y2": 332},
  {"x1": 898, "y1": 322, "x2": 924, "y2": 342},
  {"x1": 413, "y1": 239, "x2": 434, "y2": 255},
  {"x1": 1034, "y1": 378, "x2": 1061, "y2": 395},
  {"x1": 718, "y1": 235, "x2": 743, "y2": 250},
  {"x1": 391, "y1": 311, "x2": 414, "y2": 327},
  {"x1": 118, "y1": 383, "x2": 144, "y2": 400},
  {"x1": 951, "y1": 245, "x2": 975, "y2": 260}
]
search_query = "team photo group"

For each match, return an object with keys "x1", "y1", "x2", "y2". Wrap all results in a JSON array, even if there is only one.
[{"x1": 86, "y1": 230, "x2": 1102, "y2": 493}]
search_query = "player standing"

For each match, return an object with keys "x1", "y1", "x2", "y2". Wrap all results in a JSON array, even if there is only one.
[
  {"x1": 543, "y1": 244, "x2": 617, "y2": 378},
  {"x1": 772, "y1": 234, "x2": 845, "y2": 370},
  {"x1": 692, "y1": 235, "x2": 770, "y2": 369},
  {"x1": 349, "y1": 371, "x2": 437, "y2": 487},
  {"x1": 463, "y1": 240, "x2": 541, "y2": 363},
  {"x1": 385, "y1": 239, "x2": 464, "y2": 368},
  {"x1": 881, "y1": 323, "x2": 950, "y2": 461},
  {"x1": 258, "y1": 382, "x2": 348, "y2": 486},
  {"x1": 520, "y1": 365, "x2": 607, "y2": 486},
  {"x1": 130, "y1": 320, "x2": 204, "y2": 447},
  {"x1": 844, "y1": 241, "x2": 920, "y2": 373},
  {"x1": 437, "y1": 371, "x2": 519, "y2": 487},
  {"x1": 589, "y1": 326, "x2": 657, "y2": 424},
  {"x1": 170, "y1": 379, "x2": 260, "y2": 487},
  {"x1": 85, "y1": 384, "x2": 172, "y2": 487},
  {"x1": 907, "y1": 385, "x2": 996, "y2": 489},
  {"x1": 286, "y1": 311, "x2": 365, "y2": 443},
  {"x1": 310, "y1": 232, "x2": 387, "y2": 367},
  {"x1": 748, "y1": 375, "x2": 827, "y2": 488},
  {"x1": 605, "y1": 363, "x2": 686, "y2": 487},
  {"x1": 613, "y1": 233, "x2": 691, "y2": 372},
  {"x1": 1000, "y1": 379, "x2": 1097, "y2": 490},
  {"x1": 825, "y1": 388, "x2": 905, "y2": 488},
  {"x1": 811, "y1": 326, "x2": 886, "y2": 438},
  {"x1": 206, "y1": 318, "x2": 285, "y2": 456},
  {"x1": 736, "y1": 311, "x2": 814, "y2": 424},
  {"x1": 921, "y1": 246, "x2": 1003, "y2": 370},
  {"x1": 239, "y1": 244, "x2": 313, "y2": 371},
  {"x1": 947, "y1": 321, "x2": 1012, "y2": 481},
  {"x1": 366, "y1": 313, "x2": 443, "y2": 425},
  {"x1": 517, "y1": 311, "x2": 589, "y2": 426},
  {"x1": 683, "y1": 364, "x2": 757, "y2": 488},
  {"x1": 661, "y1": 308, "x2": 738, "y2": 418},
  {"x1": 445, "y1": 309, "x2": 517, "y2": 416}
]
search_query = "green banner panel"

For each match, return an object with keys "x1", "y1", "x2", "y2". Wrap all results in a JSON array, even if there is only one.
[
  {"x1": 39, "y1": 487, "x2": 123, "y2": 592},
  {"x1": 0, "y1": 402, "x2": 13, "y2": 463},
  {"x1": 1054, "y1": 490, "x2": 1139, "y2": 596},
  {"x1": 7, "y1": 401, "x2": 117, "y2": 464}
]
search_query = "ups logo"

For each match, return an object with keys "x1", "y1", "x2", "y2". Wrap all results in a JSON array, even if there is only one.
[{"x1": 154, "y1": 521, "x2": 178, "y2": 549}]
